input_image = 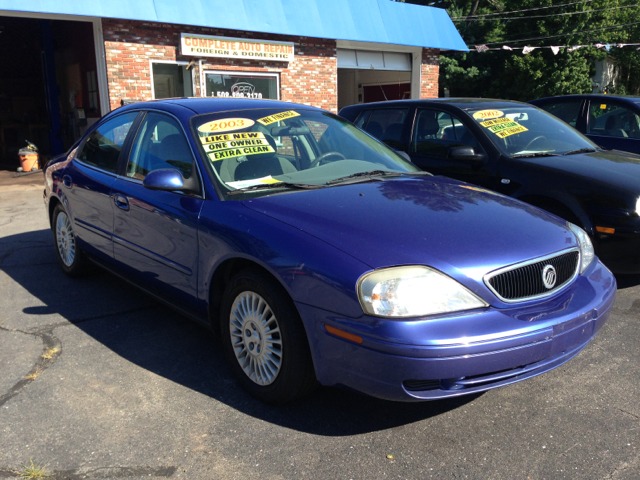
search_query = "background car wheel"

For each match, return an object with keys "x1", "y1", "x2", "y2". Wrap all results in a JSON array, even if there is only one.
[
  {"x1": 220, "y1": 269, "x2": 317, "y2": 404},
  {"x1": 52, "y1": 204, "x2": 91, "y2": 277},
  {"x1": 539, "y1": 202, "x2": 582, "y2": 229}
]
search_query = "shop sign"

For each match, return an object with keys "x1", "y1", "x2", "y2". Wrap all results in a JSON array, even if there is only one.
[{"x1": 181, "y1": 33, "x2": 294, "y2": 62}]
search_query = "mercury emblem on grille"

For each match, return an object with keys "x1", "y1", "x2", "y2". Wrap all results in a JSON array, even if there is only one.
[{"x1": 542, "y1": 265, "x2": 557, "y2": 289}]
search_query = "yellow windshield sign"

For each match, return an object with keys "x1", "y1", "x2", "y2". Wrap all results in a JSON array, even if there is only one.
[
  {"x1": 203, "y1": 131, "x2": 275, "y2": 161},
  {"x1": 479, "y1": 117, "x2": 528, "y2": 138},
  {"x1": 198, "y1": 118, "x2": 255, "y2": 133},
  {"x1": 473, "y1": 110, "x2": 504, "y2": 120},
  {"x1": 257, "y1": 110, "x2": 300, "y2": 126}
]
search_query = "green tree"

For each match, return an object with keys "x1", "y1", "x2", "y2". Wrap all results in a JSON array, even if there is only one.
[{"x1": 397, "y1": 0, "x2": 639, "y2": 99}]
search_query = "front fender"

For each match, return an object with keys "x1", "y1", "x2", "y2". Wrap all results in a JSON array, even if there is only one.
[{"x1": 197, "y1": 201, "x2": 369, "y2": 319}]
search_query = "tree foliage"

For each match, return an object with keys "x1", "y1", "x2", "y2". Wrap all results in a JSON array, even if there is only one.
[{"x1": 396, "y1": 0, "x2": 640, "y2": 99}]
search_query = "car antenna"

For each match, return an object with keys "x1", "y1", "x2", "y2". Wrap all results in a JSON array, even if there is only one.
[{"x1": 370, "y1": 65, "x2": 388, "y2": 101}]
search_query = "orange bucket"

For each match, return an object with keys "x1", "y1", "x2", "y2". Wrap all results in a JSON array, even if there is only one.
[{"x1": 19, "y1": 153, "x2": 39, "y2": 171}]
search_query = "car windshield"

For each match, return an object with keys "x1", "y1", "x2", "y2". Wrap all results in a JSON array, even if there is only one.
[
  {"x1": 190, "y1": 108, "x2": 420, "y2": 197},
  {"x1": 467, "y1": 106, "x2": 599, "y2": 157}
]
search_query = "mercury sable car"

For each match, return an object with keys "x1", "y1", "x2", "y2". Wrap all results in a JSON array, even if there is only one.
[{"x1": 44, "y1": 98, "x2": 615, "y2": 403}]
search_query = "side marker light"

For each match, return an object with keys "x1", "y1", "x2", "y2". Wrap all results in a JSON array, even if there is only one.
[
  {"x1": 324, "y1": 324, "x2": 363, "y2": 344},
  {"x1": 595, "y1": 226, "x2": 615, "y2": 234}
]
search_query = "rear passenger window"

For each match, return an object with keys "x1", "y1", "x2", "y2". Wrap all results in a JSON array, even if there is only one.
[
  {"x1": 354, "y1": 110, "x2": 372, "y2": 130},
  {"x1": 539, "y1": 100, "x2": 582, "y2": 127},
  {"x1": 77, "y1": 113, "x2": 138, "y2": 173},
  {"x1": 358, "y1": 108, "x2": 409, "y2": 150}
]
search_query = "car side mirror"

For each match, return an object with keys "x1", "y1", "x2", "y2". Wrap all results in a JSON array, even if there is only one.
[
  {"x1": 448, "y1": 146, "x2": 487, "y2": 166},
  {"x1": 395, "y1": 150, "x2": 412, "y2": 163},
  {"x1": 143, "y1": 168, "x2": 199, "y2": 194}
]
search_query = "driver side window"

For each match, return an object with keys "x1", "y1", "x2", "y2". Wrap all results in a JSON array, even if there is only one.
[
  {"x1": 588, "y1": 102, "x2": 640, "y2": 139},
  {"x1": 412, "y1": 109, "x2": 478, "y2": 158}
]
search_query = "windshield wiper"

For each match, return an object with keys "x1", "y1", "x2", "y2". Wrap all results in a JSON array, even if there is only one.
[
  {"x1": 562, "y1": 147, "x2": 597, "y2": 156},
  {"x1": 511, "y1": 152, "x2": 560, "y2": 158},
  {"x1": 326, "y1": 170, "x2": 431, "y2": 186},
  {"x1": 227, "y1": 182, "x2": 323, "y2": 196}
]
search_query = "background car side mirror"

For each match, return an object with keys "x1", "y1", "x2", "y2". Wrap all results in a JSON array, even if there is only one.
[
  {"x1": 143, "y1": 168, "x2": 199, "y2": 194},
  {"x1": 395, "y1": 150, "x2": 412, "y2": 163},
  {"x1": 448, "y1": 146, "x2": 487, "y2": 166}
]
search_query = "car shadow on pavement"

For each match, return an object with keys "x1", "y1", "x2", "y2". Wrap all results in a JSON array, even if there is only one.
[
  {"x1": 614, "y1": 273, "x2": 640, "y2": 289},
  {"x1": 2, "y1": 229, "x2": 480, "y2": 436}
]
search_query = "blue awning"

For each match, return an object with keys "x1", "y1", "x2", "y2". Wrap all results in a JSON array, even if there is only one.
[{"x1": 1, "y1": 0, "x2": 468, "y2": 51}]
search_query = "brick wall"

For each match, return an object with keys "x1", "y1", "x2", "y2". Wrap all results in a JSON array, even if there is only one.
[
  {"x1": 420, "y1": 48, "x2": 440, "y2": 99},
  {"x1": 102, "y1": 19, "x2": 338, "y2": 112}
]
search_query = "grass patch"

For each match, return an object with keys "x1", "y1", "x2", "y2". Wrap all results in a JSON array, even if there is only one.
[
  {"x1": 24, "y1": 369, "x2": 42, "y2": 381},
  {"x1": 18, "y1": 459, "x2": 51, "y2": 479},
  {"x1": 41, "y1": 347, "x2": 60, "y2": 360}
]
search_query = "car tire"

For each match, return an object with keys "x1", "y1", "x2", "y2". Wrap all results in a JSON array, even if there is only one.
[
  {"x1": 220, "y1": 269, "x2": 317, "y2": 404},
  {"x1": 52, "y1": 203, "x2": 91, "y2": 277}
]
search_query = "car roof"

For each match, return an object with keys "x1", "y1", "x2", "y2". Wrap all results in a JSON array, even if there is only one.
[
  {"x1": 116, "y1": 97, "x2": 326, "y2": 115},
  {"x1": 340, "y1": 98, "x2": 530, "y2": 112},
  {"x1": 531, "y1": 94, "x2": 640, "y2": 104}
]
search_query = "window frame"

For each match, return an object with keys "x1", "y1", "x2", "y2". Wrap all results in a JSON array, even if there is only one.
[
  {"x1": 201, "y1": 70, "x2": 281, "y2": 100},
  {"x1": 150, "y1": 60, "x2": 196, "y2": 100}
]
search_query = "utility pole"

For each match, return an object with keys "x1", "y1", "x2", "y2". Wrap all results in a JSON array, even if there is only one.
[{"x1": 468, "y1": 0, "x2": 480, "y2": 17}]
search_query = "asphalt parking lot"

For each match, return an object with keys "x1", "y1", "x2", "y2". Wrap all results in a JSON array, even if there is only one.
[{"x1": 1, "y1": 171, "x2": 639, "y2": 480}]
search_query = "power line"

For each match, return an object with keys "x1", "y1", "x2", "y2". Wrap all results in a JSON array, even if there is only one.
[
  {"x1": 475, "y1": 20, "x2": 640, "y2": 46},
  {"x1": 451, "y1": 0, "x2": 595, "y2": 19},
  {"x1": 452, "y1": 4, "x2": 640, "y2": 22}
]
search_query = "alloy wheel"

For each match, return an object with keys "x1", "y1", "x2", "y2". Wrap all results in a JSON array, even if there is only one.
[{"x1": 229, "y1": 291, "x2": 283, "y2": 386}]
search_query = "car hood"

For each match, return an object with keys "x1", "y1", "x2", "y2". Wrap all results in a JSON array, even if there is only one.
[
  {"x1": 241, "y1": 176, "x2": 578, "y2": 286},
  {"x1": 538, "y1": 149, "x2": 640, "y2": 193}
]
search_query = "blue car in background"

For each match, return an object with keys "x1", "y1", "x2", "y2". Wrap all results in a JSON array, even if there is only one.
[
  {"x1": 44, "y1": 98, "x2": 615, "y2": 403},
  {"x1": 530, "y1": 94, "x2": 640, "y2": 154}
]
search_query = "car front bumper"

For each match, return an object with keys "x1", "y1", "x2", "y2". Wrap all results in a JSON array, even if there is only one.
[{"x1": 296, "y1": 259, "x2": 616, "y2": 402}]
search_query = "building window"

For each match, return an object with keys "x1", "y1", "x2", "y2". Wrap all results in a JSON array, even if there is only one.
[
  {"x1": 86, "y1": 70, "x2": 98, "y2": 112},
  {"x1": 151, "y1": 62, "x2": 194, "y2": 99},
  {"x1": 204, "y1": 71, "x2": 279, "y2": 99}
]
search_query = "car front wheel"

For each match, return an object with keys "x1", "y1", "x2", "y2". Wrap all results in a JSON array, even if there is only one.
[{"x1": 220, "y1": 269, "x2": 317, "y2": 404}]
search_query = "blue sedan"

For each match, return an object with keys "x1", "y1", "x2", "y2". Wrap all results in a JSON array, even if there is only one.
[{"x1": 44, "y1": 98, "x2": 616, "y2": 403}]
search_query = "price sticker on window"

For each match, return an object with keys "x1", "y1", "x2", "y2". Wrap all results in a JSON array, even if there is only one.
[
  {"x1": 473, "y1": 110, "x2": 504, "y2": 120},
  {"x1": 198, "y1": 118, "x2": 255, "y2": 133}
]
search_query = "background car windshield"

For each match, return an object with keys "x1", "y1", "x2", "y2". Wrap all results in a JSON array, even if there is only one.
[
  {"x1": 191, "y1": 109, "x2": 418, "y2": 194},
  {"x1": 467, "y1": 106, "x2": 598, "y2": 156}
]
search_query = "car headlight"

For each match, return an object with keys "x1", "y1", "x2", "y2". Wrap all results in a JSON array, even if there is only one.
[
  {"x1": 636, "y1": 196, "x2": 640, "y2": 215},
  {"x1": 357, "y1": 266, "x2": 488, "y2": 318},
  {"x1": 567, "y1": 222, "x2": 594, "y2": 274}
]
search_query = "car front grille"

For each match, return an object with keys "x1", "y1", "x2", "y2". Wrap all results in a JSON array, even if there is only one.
[{"x1": 485, "y1": 249, "x2": 580, "y2": 302}]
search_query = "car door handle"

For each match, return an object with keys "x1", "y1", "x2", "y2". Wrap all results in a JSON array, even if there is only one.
[
  {"x1": 113, "y1": 194, "x2": 130, "y2": 211},
  {"x1": 62, "y1": 175, "x2": 72, "y2": 188}
]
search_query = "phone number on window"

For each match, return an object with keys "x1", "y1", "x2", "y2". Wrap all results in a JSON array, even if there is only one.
[{"x1": 214, "y1": 92, "x2": 263, "y2": 99}]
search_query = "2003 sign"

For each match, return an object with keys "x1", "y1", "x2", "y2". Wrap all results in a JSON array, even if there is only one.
[
  {"x1": 473, "y1": 110, "x2": 504, "y2": 120},
  {"x1": 198, "y1": 118, "x2": 255, "y2": 133}
]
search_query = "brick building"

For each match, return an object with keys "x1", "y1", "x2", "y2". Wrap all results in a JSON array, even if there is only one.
[{"x1": 0, "y1": 1, "x2": 466, "y2": 162}]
